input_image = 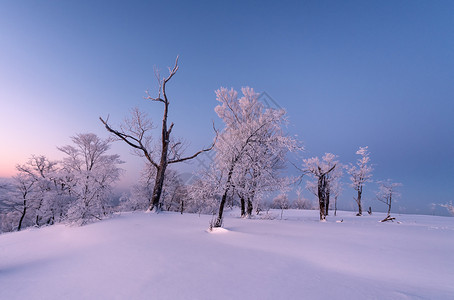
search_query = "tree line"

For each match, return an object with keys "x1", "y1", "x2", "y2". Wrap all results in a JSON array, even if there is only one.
[
  {"x1": 0, "y1": 58, "x2": 404, "y2": 232},
  {"x1": 0, "y1": 134, "x2": 122, "y2": 231}
]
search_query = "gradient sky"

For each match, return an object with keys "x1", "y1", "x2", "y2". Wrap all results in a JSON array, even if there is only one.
[{"x1": 1, "y1": 1, "x2": 453, "y2": 215}]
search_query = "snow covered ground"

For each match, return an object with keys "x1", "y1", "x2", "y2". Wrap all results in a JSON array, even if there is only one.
[{"x1": 1, "y1": 209, "x2": 453, "y2": 300}]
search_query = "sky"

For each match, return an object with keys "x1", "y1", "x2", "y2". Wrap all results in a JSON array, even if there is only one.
[{"x1": 0, "y1": 0, "x2": 453, "y2": 215}]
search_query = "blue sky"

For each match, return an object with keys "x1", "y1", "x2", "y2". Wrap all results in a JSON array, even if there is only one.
[{"x1": 0, "y1": 1, "x2": 453, "y2": 215}]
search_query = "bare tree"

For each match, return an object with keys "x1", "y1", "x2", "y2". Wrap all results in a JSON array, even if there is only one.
[
  {"x1": 100, "y1": 58, "x2": 215, "y2": 212},
  {"x1": 376, "y1": 179, "x2": 402, "y2": 222}
]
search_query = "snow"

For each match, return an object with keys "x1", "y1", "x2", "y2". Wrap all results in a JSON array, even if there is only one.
[{"x1": 1, "y1": 210, "x2": 453, "y2": 299}]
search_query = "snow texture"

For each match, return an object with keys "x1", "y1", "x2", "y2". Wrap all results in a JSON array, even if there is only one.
[{"x1": 1, "y1": 210, "x2": 453, "y2": 299}]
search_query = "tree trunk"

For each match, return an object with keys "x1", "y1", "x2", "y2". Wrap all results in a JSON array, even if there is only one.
[
  {"x1": 149, "y1": 105, "x2": 171, "y2": 212},
  {"x1": 247, "y1": 186, "x2": 256, "y2": 217},
  {"x1": 387, "y1": 195, "x2": 392, "y2": 216},
  {"x1": 318, "y1": 175, "x2": 326, "y2": 221},
  {"x1": 246, "y1": 198, "x2": 253, "y2": 216},
  {"x1": 149, "y1": 164, "x2": 167, "y2": 212},
  {"x1": 35, "y1": 198, "x2": 43, "y2": 226},
  {"x1": 150, "y1": 176, "x2": 163, "y2": 212},
  {"x1": 18, "y1": 201, "x2": 27, "y2": 231},
  {"x1": 215, "y1": 190, "x2": 228, "y2": 227},
  {"x1": 214, "y1": 165, "x2": 234, "y2": 227},
  {"x1": 325, "y1": 190, "x2": 330, "y2": 216},
  {"x1": 356, "y1": 189, "x2": 362, "y2": 216},
  {"x1": 180, "y1": 199, "x2": 184, "y2": 215},
  {"x1": 318, "y1": 198, "x2": 326, "y2": 221},
  {"x1": 240, "y1": 196, "x2": 246, "y2": 217}
]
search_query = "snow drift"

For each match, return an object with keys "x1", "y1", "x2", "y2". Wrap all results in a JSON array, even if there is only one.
[{"x1": 1, "y1": 210, "x2": 453, "y2": 299}]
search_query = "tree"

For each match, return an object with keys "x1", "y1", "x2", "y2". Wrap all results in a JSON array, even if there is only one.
[
  {"x1": 212, "y1": 87, "x2": 297, "y2": 227},
  {"x1": 121, "y1": 163, "x2": 156, "y2": 212},
  {"x1": 304, "y1": 153, "x2": 340, "y2": 221},
  {"x1": 347, "y1": 146, "x2": 373, "y2": 216},
  {"x1": 1, "y1": 156, "x2": 59, "y2": 231},
  {"x1": 146, "y1": 166, "x2": 185, "y2": 213},
  {"x1": 376, "y1": 179, "x2": 402, "y2": 222},
  {"x1": 6, "y1": 173, "x2": 36, "y2": 231},
  {"x1": 187, "y1": 166, "x2": 222, "y2": 216},
  {"x1": 0, "y1": 180, "x2": 12, "y2": 232},
  {"x1": 100, "y1": 58, "x2": 215, "y2": 212},
  {"x1": 16, "y1": 155, "x2": 59, "y2": 226},
  {"x1": 331, "y1": 179, "x2": 343, "y2": 216},
  {"x1": 58, "y1": 133, "x2": 123, "y2": 225},
  {"x1": 292, "y1": 187, "x2": 314, "y2": 210},
  {"x1": 440, "y1": 202, "x2": 454, "y2": 216},
  {"x1": 120, "y1": 163, "x2": 186, "y2": 213},
  {"x1": 272, "y1": 193, "x2": 289, "y2": 220},
  {"x1": 0, "y1": 156, "x2": 73, "y2": 232},
  {"x1": 255, "y1": 197, "x2": 273, "y2": 215},
  {"x1": 233, "y1": 142, "x2": 289, "y2": 217}
]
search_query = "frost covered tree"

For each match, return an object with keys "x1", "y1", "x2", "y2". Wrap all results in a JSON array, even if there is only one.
[
  {"x1": 376, "y1": 179, "x2": 402, "y2": 222},
  {"x1": 440, "y1": 202, "x2": 454, "y2": 216},
  {"x1": 187, "y1": 166, "x2": 223, "y2": 216},
  {"x1": 16, "y1": 155, "x2": 59, "y2": 226},
  {"x1": 235, "y1": 142, "x2": 289, "y2": 217},
  {"x1": 249, "y1": 145, "x2": 292, "y2": 215},
  {"x1": 331, "y1": 179, "x2": 343, "y2": 216},
  {"x1": 1, "y1": 156, "x2": 58, "y2": 231},
  {"x1": 160, "y1": 169, "x2": 186, "y2": 213},
  {"x1": 272, "y1": 193, "x2": 289, "y2": 220},
  {"x1": 0, "y1": 181, "x2": 11, "y2": 232},
  {"x1": 4, "y1": 173, "x2": 36, "y2": 231},
  {"x1": 101, "y1": 58, "x2": 215, "y2": 212},
  {"x1": 292, "y1": 187, "x2": 313, "y2": 210},
  {"x1": 304, "y1": 153, "x2": 340, "y2": 221},
  {"x1": 0, "y1": 156, "x2": 72, "y2": 232},
  {"x1": 212, "y1": 87, "x2": 297, "y2": 227},
  {"x1": 120, "y1": 163, "x2": 155, "y2": 212},
  {"x1": 255, "y1": 197, "x2": 273, "y2": 215},
  {"x1": 58, "y1": 133, "x2": 123, "y2": 225},
  {"x1": 347, "y1": 146, "x2": 373, "y2": 216}
]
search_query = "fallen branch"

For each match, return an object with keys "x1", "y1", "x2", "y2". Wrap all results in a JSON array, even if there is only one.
[{"x1": 380, "y1": 215, "x2": 396, "y2": 222}]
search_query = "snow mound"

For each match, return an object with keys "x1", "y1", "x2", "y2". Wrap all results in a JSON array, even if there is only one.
[{"x1": 207, "y1": 227, "x2": 229, "y2": 234}]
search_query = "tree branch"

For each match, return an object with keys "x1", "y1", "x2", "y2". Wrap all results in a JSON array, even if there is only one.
[
  {"x1": 168, "y1": 140, "x2": 215, "y2": 164},
  {"x1": 99, "y1": 116, "x2": 159, "y2": 169},
  {"x1": 169, "y1": 121, "x2": 218, "y2": 164}
]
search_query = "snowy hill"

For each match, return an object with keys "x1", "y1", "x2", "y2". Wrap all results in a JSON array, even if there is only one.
[{"x1": 1, "y1": 210, "x2": 453, "y2": 300}]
